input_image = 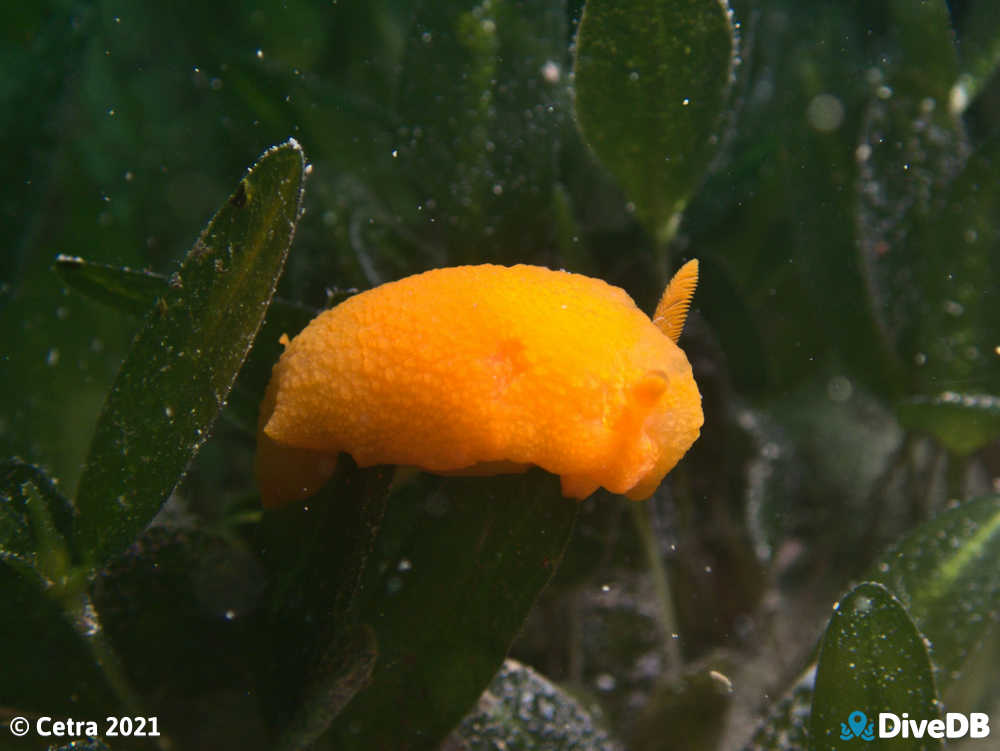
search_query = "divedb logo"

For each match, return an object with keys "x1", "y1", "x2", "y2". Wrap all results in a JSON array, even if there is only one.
[{"x1": 838, "y1": 709, "x2": 991, "y2": 741}]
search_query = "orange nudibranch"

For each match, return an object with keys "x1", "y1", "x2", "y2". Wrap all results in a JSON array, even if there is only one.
[{"x1": 256, "y1": 262, "x2": 703, "y2": 508}]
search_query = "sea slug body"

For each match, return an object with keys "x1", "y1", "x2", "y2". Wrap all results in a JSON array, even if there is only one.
[{"x1": 257, "y1": 262, "x2": 703, "y2": 507}]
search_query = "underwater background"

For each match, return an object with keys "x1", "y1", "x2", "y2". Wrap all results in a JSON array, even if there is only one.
[{"x1": 2, "y1": 1, "x2": 999, "y2": 749}]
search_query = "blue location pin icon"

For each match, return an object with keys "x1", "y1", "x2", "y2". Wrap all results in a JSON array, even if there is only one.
[{"x1": 848, "y1": 711, "x2": 868, "y2": 738}]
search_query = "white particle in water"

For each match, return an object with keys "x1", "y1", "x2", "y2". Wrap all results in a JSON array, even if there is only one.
[
  {"x1": 806, "y1": 93, "x2": 844, "y2": 132},
  {"x1": 949, "y1": 82, "x2": 970, "y2": 115},
  {"x1": 595, "y1": 673, "x2": 616, "y2": 691},
  {"x1": 826, "y1": 375, "x2": 853, "y2": 403}
]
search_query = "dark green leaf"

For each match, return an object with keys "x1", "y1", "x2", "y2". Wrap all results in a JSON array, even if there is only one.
[
  {"x1": 1, "y1": 459, "x2": 76, "y2": 572},
  {"x1": 257, "y1": 460, "x2": 392, "y2": 747},
  {"x1": 747, "y1": 495, "x2": 1000, "y2": 749},
  {"x1": 886, "y1": 0, "x2": 957, "y2": 101},
  {"x1": 810, "y1": 581, "x2": 939, "y2": 751},
  {"x1": 871, "y1": 494, "x2": 1000, "y2": 683},
  {"x1": 901, "y1": 137, "x2": 1000, "y2": 396},
  {"x1": 865, "y1": 129, "x2": 1000, "y2": 395},
  {"x1": 0, "y1": 6, "x2": 90, "y2": 287},
  {"x1": 90, "y1": 462, "x2": 391, "y2": 750},
  {"x1": 227, "y1": 295, "x2": 319, "y2": 431},
  {"x1": 54, "y1": 255, "x2": 170, "y2": 318},
  {"x1": 52, "y1": 254, "x2": 317, "y2": 349},
  {"x1": 0, "y1": 560, "x2": 120, "y2": 719},
  {"x1": 897, "y1": 393, "x2": 1000, "y2": 456},
  {"x1": 955, "y1": 0, "x2": 1000, "y2": 106},
  {"x1": 276, "y1": 624, "x2": 379, "y2": 751},
  {"x1": 51, "y1": 254, "x2": 320, "y2": 433},
  {"x1": 91, "y1": 526, "x2": 274, "y2": 749},
  {"x1": 854, "y1": 11, "x2": 1000, "y2": 400},
  {"x1": 0, "y1": 500, "x2": 30, "y2": 561},
  {"x1": 450, "y1": 659, "x2": 624, "y2": 751},
  {"x1": 573, "y1": 0, "x2": 737, "y2": 240},
  {"x1": 390, "y1": 0, "x2": 570, "y2": 265},
  {"x1": 326, "y1": 470, "x2": 577, "y2": 750},
  {"x1": 73, "y1": 140, "x2": 307, "y2": 565},
  {"x1": 682, "y1": 3, "x2": 897, "y2": 397}
]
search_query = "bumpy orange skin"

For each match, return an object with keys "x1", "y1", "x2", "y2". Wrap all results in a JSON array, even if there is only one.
[{"x1": 257, "y1": 264, "x2": 702, "y2": 507}]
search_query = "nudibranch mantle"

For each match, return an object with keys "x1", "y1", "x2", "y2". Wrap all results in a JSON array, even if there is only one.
[{"x1": 257, "y1": 262, "x2": 702, "y2": 507}]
